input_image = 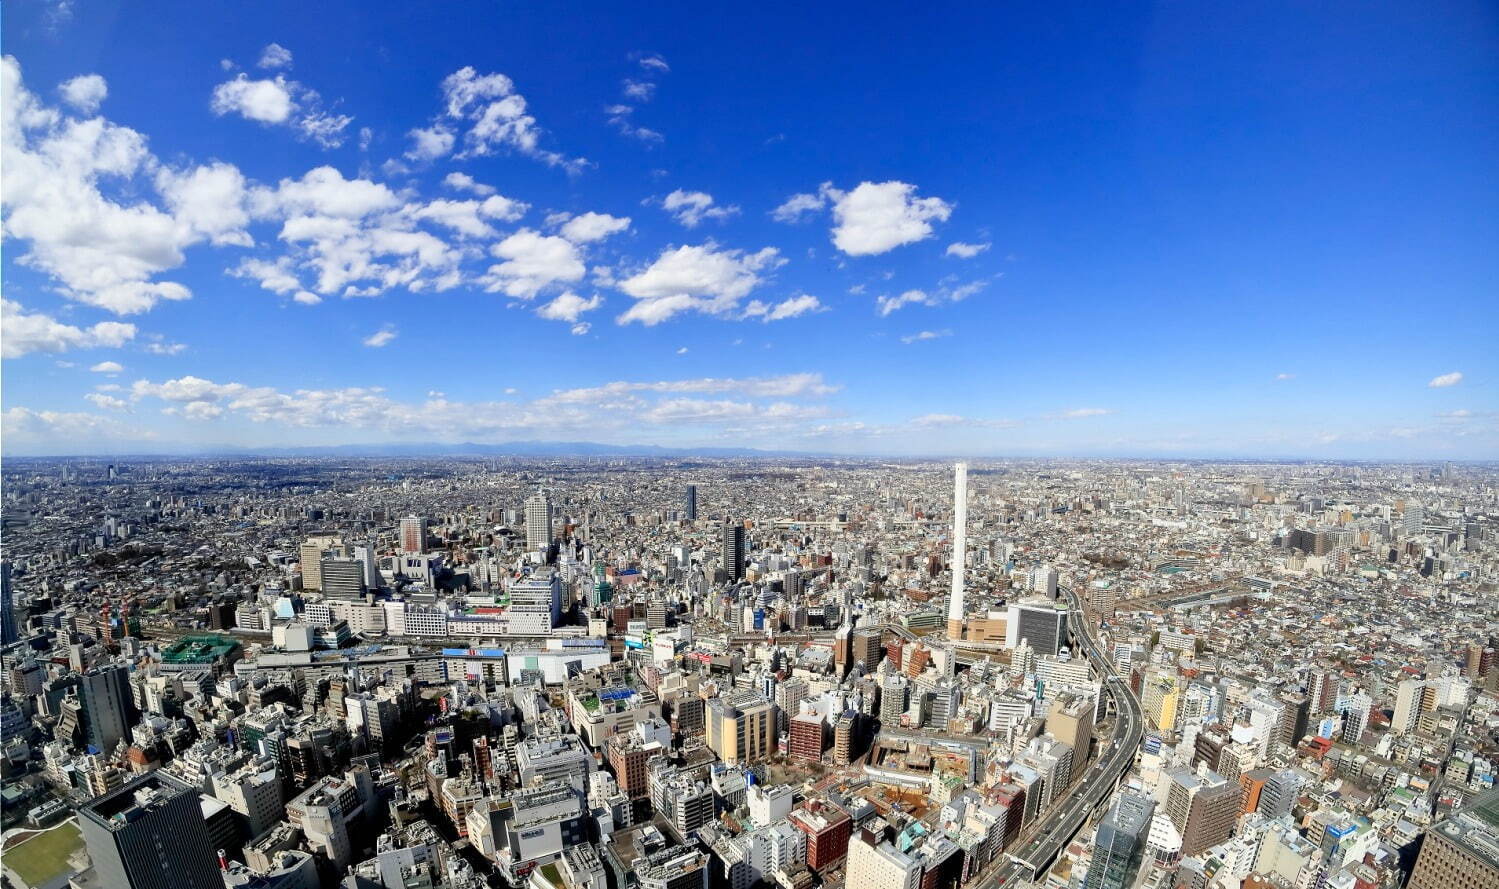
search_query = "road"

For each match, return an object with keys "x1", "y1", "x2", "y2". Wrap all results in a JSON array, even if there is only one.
[{"x1": 968, "y1": 586, "x2": 1145, "y2": 888}]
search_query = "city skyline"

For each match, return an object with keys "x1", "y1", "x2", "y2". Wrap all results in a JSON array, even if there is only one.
[{"x1": 3, "y1": 2, "x2": 1496, "y2": 459}]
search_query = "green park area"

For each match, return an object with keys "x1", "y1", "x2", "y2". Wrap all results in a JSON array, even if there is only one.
[{"x1": 5, "y1": 820, "x2": 83, "y2": 888}]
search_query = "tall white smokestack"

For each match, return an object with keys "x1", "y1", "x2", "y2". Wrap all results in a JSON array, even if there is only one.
[{"x1": 948, "y1": 462, "x2": 968, "y2": 638}]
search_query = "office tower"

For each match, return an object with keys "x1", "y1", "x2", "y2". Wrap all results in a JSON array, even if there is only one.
[
  {"x1": 684, "y1": 484, "x2": 697, "y2": 521},
  {"x1": 79, "y1": 773, "x2": 224, "y2": 889},
  {"x1": 1392, "y1": 678, "x2": 1423, "y2": 735},
  {"x1": 399, "y1": 515, "x2": 428, "y2": 554},
  {"x1": 80, "y1": 664, "x2": 134, "y2": 753},
  {"x1": 789, "y1": 801, "x2": 853, "y2": 872},
  {"x1": 353, "y1": 544, "x2": 381, "y2": 589},
  {"x1": 1165, "y1": 768, "x2": 1242, "y2": 857},
  {"x1": 1030, "y1": 565, "x2": 1059, "y2": 599},
  {"x1": 0, "y1": 560, "x2": 15, "y2": 644},
  {"x1": 852, "y1": 627, "x2": 883, "y2": 671},
  {"x1": 705, "y1": 692, "x2": 776, "y2": 764},
  {"x1": 845, "y1": 829, "x2": 922, "y2": 889},
  {"x1": 1005, "y1": 600, "x2": 1069, "y2": 657},
  {"x1": 1407, "y1": 786, "x2": 1499, "y2": 889},
  {"x1": 320, "y1": 557, "x2": 366, "y2": 599},
  {"x1": 722, "y1": 520, "x2": 746, "y2": 581},
  {"x1": 1048, "y1": 695, "x2": 1094, "y2": 782},
  {"x1": 947, "y1": 462, "x2": 968, "y2": 640},
  {"x1": 525, "y1": 492, "x2": 552, "y2": 551},
  {"x1": 298, "y1": 534, "x2": 340, "y2": 591},
  {"x1": 1084, "y1": 793, "x2": 1156, "y2": 889},
  {"x1": 788, "y1": 712, "x2": 825, "y2": 761},
  {"x1": 880, "y1": 672, "x2": 909, "y2": 725}
]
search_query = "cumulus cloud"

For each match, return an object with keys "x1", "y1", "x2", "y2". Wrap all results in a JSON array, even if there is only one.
[
  {"x1": 742, "y1": 293, "x2": 824, "y2": 322},
  {"x1": 442, "y1": 171, "x2": 495, "y2": 196},
  {"x1": 1428, "y1": 371, "x2": 1463, "y2": 388},
  {"x1": 98, "y1": 371, "x2": 840, "y2": 444},
  {"x1": 90, "y1": 360, "x2": 123, "y2": 374},
  {"x1": 2, "y1": 407, "x2": 157, "y2": 454},
  {"x1": 537, "y1": 291, "x2": 603, "y2": 323},
  {"x1": 58, "y1": 73, "x2": 107, "y2": 112},
  {"x1": 1056, "y1": 407, "x2": 1113, "y2": 419},
  {"x1": 659, "y1": 190, "x2": 739, "y2": 228},
  {"x1": 900, "y1": 329, "x2": 951, "y2": 344},
  {"x1": 257, "y1": 43, "x2": 293, "y2": 70},
  {"x1": 482, "y1": 229, "x2": 586, "y2": 298},
  {"x1": 945, "y1": 241, "x2": 990, "y2": 259},
  {"x1": 772, "y1": 181, "x2": 951, "y2": 255},
  {"x1": 363, "y1": 324, "x2": 398, "y2": 347},
  {"x1": 144, "y1": 340, "x2": 187, "y2": 355},
  {"x1": 556, "y1": 211, "x2": 631, "y2": 244},
  {"x1": 410, "y1": 66, "x2": 586, "y2": 171},
  {"x1": 85, "y1": 392, "x2": 130, "y2": 411},
  {"x1": 617, "y1": 243, "x2": 783, "y2": 325},
  {"x1": 210, "y1": 69, "x2": 352, "y2": 148},
  {"x1": 1, "y1": 300, "x2": 137, "y2": 358}
]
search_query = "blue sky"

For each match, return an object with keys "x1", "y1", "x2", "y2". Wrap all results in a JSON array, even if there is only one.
[{"x1": 2, "y1": 0, "x2": 1495, "y2": 457}]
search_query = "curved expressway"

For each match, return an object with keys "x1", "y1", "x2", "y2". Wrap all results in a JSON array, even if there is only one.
[{"x1": 972, "y1": 586, "x2": 1146, "y2": 888}]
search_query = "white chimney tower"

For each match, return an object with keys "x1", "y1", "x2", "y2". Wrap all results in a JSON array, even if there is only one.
[{"x1": 947, "y1": 462, "x2": 968, "y2": 640}]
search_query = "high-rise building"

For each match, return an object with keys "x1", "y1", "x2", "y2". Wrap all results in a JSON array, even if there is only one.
[
  {"x1": 79, "y1": 773, "x2": 224, "y2": 889},
  {"x1": 788, "y1": 712, "x2": 825, "y2": 761},
  {"x1": 298, "y1": 534, "x2": 341, "y2": 591},
  {"x1": 1165, "y1": 768, "x2": 1242, "y2": 857},
  {"x1": 722, "y1": 521, "x2": 746, "y2": 581},
  {"x1": 399, "y1": 515, "x2": 428, "y2": 554},
  {"x1": 80, "y1": 664, "x2": 133, "y2": 753},
  {"x1": 852, "y1": 627, "x2": 883, "y2": 671},
  {"x1": 320, "y1": 557, "x2": 367, "y2": 599},
  {"x1": 845, "y1": 829, "x2": 921, "y2": 889},
  {"x1": 1005, "y1": 600, "x2": 1069, "y2": 657},
  {"x1": 684, "y1": 484, "x2": 697, "y2": 521},
  {"x1": 947, "y1": 462, "x2": 968, "y2": 640},
  {"x1": 1047, "y1": 694, "x2": 1094, "y2": 783},
  {"x1": 525, "y1": 493, "x2": 552, "y2": 551},
  {"x1": 1407, "y1": 786, "x2": 1499, "y2": 889},
  {"x1": 1083, "y1": 793, "x2": 1155, "y2": 889},
  {"x1": 789, "y1": 801, "x2": 853, "y2": 872},
  {"x1": 705, "y1": 692, "x2": 776, "y2": 764},
  {"x1": 0, "y1": 560, "x2": 15, "y2": 644}
]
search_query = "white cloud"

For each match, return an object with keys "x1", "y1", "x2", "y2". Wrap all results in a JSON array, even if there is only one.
[
  {"x1": 558, "y1": 211, "x2": 631, "y2": 244},
  {"x1": 293, "y1": 291, "x2": 322, "y2": 305},
  {"x1": 772, "y1": 189, "x2": 828, "y2": 223},
  {"x1": 874, "y1": 277, "x2": 988, "y2": 316},
  {"x1": 1274, "y1": 373, "x2": 1295, "y2": 381},
  {"x1": 90, "y1": 360, "x2": 123, "y2": 373},
  {"x1": 257, "y1": 43, "x2": 294, "y2": 70},
  {"x1": 482, "y1": 229, "x2": 585, "y2": 298},
  {"x1": 155, "y1": 162, "x2": 253, "y2": 247},
  {"x1": 211, "y1": 74, "x2": 295, "y2": 123},
  {"x1": 945, "y1": 241, "x2": 990, "y2": 259},
  {"x1": 404, "y1": 194, "x2": 528, "y2": 239},
  {"x1": 405, "y1": 125, "x2": 455, "y2": 161},
  {"x1": 433, "y1": 66, "x2": 587, "y2": 171},
  {"x1": 537, "y1": 291, "x2": 603, "y2": 323},
  {"x1": 617, "y1": 243, "x2": 783, "y2": 325},
  {"x1": 2, "y1": 407, "x2": 157, "y2": 453},
  {"x1": 442, "y1": 171, "x2": 495, "y2": 195},
  {"x1": 825, "y1": 181, "x2": 952, "y2": 255},
  {"x1": 660, "y1": 190, "x2": 739, "y2": 227},
  {"x1": 570, "y1": 323, "x2": 591, "y2": 336},
  {"x1": 1056, "y1": 407, "x2": 1113, "y2": 419},
  {"x1": 210, "y1": 71, "x2": 352, "y2": 148},
  {"x1": 1428, "y1": 371, "x2": 1463, "y2": 388},
  {"x1": 363, "y1": 325, "x2": 398, "y2": 347},
  {"x1": 85, "y1": 392, "x2": 129, "y2": 411},
  {"x1": 638, "y1": 55, "x2": 670, "y2": 73},
  {"x1": 622, "y1": 80, "x2": 655, "y2": 101},
  {"x1": 606, "y1": 105, "x2": 664, "y2": 144},
  {"x1": 1, "y1": 300, "x2": 137, "y2": 358},
  {"x1": 900, "y1": 329, "x2": 951, "y2": 344},
  {"x1": 58, "y1": 74, "x2": 107, "y2": 113},
  {"x1": 144, "y1": 341, "x2": 187, "y2": 355},
  {"x1": 743, "y1": 293, "x2": 825, "y2": 322}
]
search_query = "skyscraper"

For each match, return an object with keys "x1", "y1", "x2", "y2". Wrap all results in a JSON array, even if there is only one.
[
  {"x1": 298, "y1": 534, "x2": 340, "y2": 591},
  {"x1": 684, "y1": 484, "x2": 697, "y2": 521},
  {"x1": 1005, "y1": 600, "x2": 1070, "y2": 657},
  {"x1": 947, "y1": 462, "x2": 968, "y2": 640},
  {"x1": 1407, "y1": 785, "x2": 1499, "y2": 889},
  {"x1": 399, "y1": 515, "x2": 428, "y2": 554},
  {"x1": 0, "y1": 560, "x2": 16, "y2": 644},
  {"x1": 722, "y1": 520, "x2": 745, "y2": 581},
  {"x1": 80, "y1": 664, "x2": 134, "y2": 753},
  {"x1": 1084, "y1": 793, "x2": 1156, "y2": 889},
  {"x1": 526, "y1": 492, "x2": 552, "y2": 551},
  {"x1": 79, "y1": 773, "x2": 224, "y2": 889}
]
